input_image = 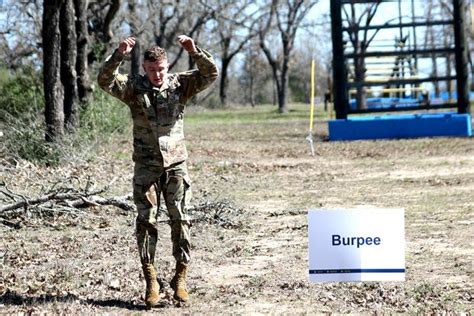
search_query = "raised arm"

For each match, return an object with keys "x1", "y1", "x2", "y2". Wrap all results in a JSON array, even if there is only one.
[
  {"x1": 177, "y1": 35, "x2": 219, "y2": 103},
  {"x1": 97, "y1": 37, "x2": 136, "y2": 103}
]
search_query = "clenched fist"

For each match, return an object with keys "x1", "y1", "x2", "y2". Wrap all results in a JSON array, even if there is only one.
[
  {"x1": 118, "y1": 37, "x2": 136, "y2": 55},
  {"x1": 177, "y1": 35, "x2": 197, "y2": 54}
]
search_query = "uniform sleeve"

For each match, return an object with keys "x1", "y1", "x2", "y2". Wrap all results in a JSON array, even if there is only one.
[
  {"x1": 179, "y1": 46, "x2": 219, "y2": 104},
  {"x1": 97, "y1": 49, "x2": 133, "y2": 103}
]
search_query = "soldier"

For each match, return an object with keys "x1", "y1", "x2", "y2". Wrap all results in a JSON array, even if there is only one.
[{"x1": 97, "y1": 35, "x2": 218, "y2": 307}]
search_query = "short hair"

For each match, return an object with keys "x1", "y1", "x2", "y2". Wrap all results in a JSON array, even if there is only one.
[{"x1": 144, "y1": 46, "x2": 167, "y2": 62}]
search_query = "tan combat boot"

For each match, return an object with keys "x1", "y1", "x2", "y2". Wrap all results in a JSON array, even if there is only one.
[
  {"x1": 170, "y1": 262, "x2": 189, "y2": 302},
  {"x1": 142, "y1": 263, "x2": 160, "y2": 307}
]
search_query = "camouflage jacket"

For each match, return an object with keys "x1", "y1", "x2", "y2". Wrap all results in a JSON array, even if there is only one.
[{"x1": 97, "y1": 47, "x2": 218, "y2": 167}]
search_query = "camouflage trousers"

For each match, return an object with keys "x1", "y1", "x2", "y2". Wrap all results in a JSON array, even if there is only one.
[{"x1": 133, "y1": 161, "x2": 192, "y2": 265}]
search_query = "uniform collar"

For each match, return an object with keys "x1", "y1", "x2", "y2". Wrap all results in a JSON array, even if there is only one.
[
  {"x1": 143, "y1": 74, "x2": 172, "y2": 92},
  {"x1": 159, "y1": 75, "x2": 171, "y2": 91}
]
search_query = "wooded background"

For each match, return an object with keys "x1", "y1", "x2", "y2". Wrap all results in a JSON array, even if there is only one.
[
  {"x1": 0, "y1": 0, "x2": 472, "y2": 145},
  {"x1": 0, "y1": 0, "x2": 331, "y2": 142}
]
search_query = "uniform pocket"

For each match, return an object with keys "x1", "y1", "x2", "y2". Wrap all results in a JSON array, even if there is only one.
[
  {"x1": 183, "y1": 174, "x2": 192, "y2": 206},
  {"x1": 133, "y1": 182, "x2": 157, "y2": 209},
  {"x1": 133, "y1": 165, "x2": 161, "y2": 209}
]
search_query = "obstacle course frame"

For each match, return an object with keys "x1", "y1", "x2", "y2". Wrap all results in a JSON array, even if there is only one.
[{"x1": 330, "y1": 0, "x2": 471, "y2": 120}]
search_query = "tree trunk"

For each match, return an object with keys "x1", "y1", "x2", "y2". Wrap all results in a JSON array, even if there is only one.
[
  {"x1": 272, "y1": 78, "x2": 277, "y2": 106},
  {"x1": 278, "y1": 55, "x2": 290, "y2": 113},
  {"x1": 103, "y1": 0, "x2": 120, "y2": 42},
  {"x1": 258, "y1": 0, "x2": 312, "y2": 113},
  {"x1": 446, "y1": 52, "x2": 452, "y2": 99},
  {"x1": 399, "y1": 57, "x2": 405, "y2": 98},
  {"x1": 43, "y1": 0, "x2": 65, "y2": 142},
  {"x1": 277, "y1": 86, "x2": 287, "y2": 113},
  {"x1": 131, "y1": 42, "x2": 141, "y2": 77},
  {"x1": 467, "y1": 51, "x2": 474, "y2": 91},
  {"x1": 249, "y1": 65, "x2": 255, "y2": 107},
  {"x1": 432, "y1": 54, "x2": 440, "y2": 97},
  {"x1": 428, "y1": 26, "x2": 440, "y2": 97},
  {"x1": 74, "y1": 0, "x2": 91, "y2": 104},
  {"x1": 443, "y1": 23, "x2": 453, "y2": 101},
  {"x1": 60, "y1": 0, "x2": 79, "y2": 131},
  {"x1": 129, "y1": 0, "x2": 140, "y2": 77},
  {"x1": 470, "y1": 60, "x2": 474, "y2": 91},
  {"x1": 354, "y1": 55, "x2": 367, "y2": 109},
  {"x1": 267, "y1": 63, "x2": 278, "y2": 107},
  {"x1": 219, "y1": 59, "x2": 229, "y2": 106}
]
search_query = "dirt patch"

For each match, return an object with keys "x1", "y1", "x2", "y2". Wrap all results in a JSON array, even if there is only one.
[{"x1": 1, "y1": 115, "x2": 473, "y2": 313}]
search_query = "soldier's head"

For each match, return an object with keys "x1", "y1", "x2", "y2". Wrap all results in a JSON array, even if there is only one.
[{"x1": 143, "y1": 46, "x2": 168, "y2": 87}]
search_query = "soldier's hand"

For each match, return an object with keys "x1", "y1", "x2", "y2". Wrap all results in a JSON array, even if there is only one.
[
  {"x1": 177, "y1": 35, "x2": 197, "y2": 54},
  {"x1": 118, "y1": 37, "x2": 136, "y2": 55}
]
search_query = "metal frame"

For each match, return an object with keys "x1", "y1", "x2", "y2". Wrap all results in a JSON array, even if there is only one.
[{"x1": 330, "y1": 0, "x2": 470, "y2": 119}]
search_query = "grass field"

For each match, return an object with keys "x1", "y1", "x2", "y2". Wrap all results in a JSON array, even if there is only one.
[{"x1": 1, "y1": 103, "x2": 473, "y2": 313}]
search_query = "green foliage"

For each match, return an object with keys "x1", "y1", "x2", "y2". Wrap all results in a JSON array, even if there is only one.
[
  {"x1": 0, "y1": 66, "x2": 58, "y2": 165},
  {"x1": 0, "y1": 84, "x2": 131, "y2": 166},
  {"x1": 89, "y1": 42, "x2": 107, "y2": 64},
  {"x1": 289, "y1": 70, "x2": 312, "y2": 104},
  {"x1": 0, "y1": 66, "x2": 43, "y2": 118},
  {"x1": 79, "y1": 89, "x2": 130, "y2": 139}
]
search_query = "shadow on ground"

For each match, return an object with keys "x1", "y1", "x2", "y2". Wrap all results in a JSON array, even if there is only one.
[{"x1": 0, "y1": 289, "x2": 152, "y2": 311}]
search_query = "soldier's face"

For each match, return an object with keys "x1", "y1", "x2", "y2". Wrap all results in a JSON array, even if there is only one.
[{"x1": 143, "y1": 59, "x2": 169, "y2": 87}]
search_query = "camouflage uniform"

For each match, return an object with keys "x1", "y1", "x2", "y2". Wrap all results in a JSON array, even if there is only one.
[{"x1": 97, "y1": 47, "x2": 218, "y2": 265}]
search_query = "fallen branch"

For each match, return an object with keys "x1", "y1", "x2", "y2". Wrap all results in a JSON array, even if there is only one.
[
  {"x1": 1, "y1": 191, "x2": 92, "y2": 213},
  {"x1": 0, "y1": 218, "x2": 22, "y2": 229},
  {"x1": 0, "y1": 178, "x2": 134, "y2": 215},
  {"x1": 0, "y1": 181, "x2": 245, "y2": 230},
  {"x1": 68, "y1": 193, "x2": 134, "y2": 211},
  {"x1": 1, "y1": 192, "x2": 135, "y2": 213}
]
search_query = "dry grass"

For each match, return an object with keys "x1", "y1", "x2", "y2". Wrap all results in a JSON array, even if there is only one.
[{"x1": 1, "y1": 104, "x2": 473, "y2": 313}]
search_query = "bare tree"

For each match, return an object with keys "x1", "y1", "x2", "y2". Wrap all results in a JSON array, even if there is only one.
[
  {"x1": 60, "y1": 0, "x2": 79, "y2": 131},
  {"x1": 43, "y1": 0, "x2": 65, "y2": 141},
  {"x1": 213, "y1": 0, "x2": 259, "y2": 106},
  {"x1": 45, "y1": 0, "x2": 121, "y2": 140},
  {"x1": 424, "y1": 1, "x2": 441, "y2": 97},
  {"x1": 243, "y1": 39, "x2": 262, "y2": 106},
  {"x1": 168, "y1": 4, "x2": 216, "y2": 70},
  {"x1": 102, "y1": 0, "x2": 121, "y2": 42},
  {"x1": 0, "y1": 0, "x2": 43, "y2": 70},
  {"x1": 147, "y1": 1, "x2": 183, "y2": 48},
  {"x1": 74, "y1": 0, "x2": 92, "y2": 104},
  {"x1": 128, "y1": 0, "x2": 141, "y2": 77},
  {"x1": 343, "y1": 1, "x2": 382, "y2": 109},
  {"x1": 145, "y1": 0, "x2": 215, "y2": 71},
  {"x1": 465, "y1": 0, "x2": 473, "y2": 90},
  {"x1": 424, "y1": 0, "x2": 469, "y2": 98},
  {"x1": 440, "y1": 2, "x2": 455, "y2": 99},
  {"x1": 240, "y1": 40, "x2": 274, "y2": 106},
  {"x1": 87, "y1": 0, "x2": 121, "y2": 64},
  {"x1": 0, "y1": 0, "x2": 91, "y2": 108},
  {"x1": 259, "y1": 0, "x2": 317, "y2": 113}
]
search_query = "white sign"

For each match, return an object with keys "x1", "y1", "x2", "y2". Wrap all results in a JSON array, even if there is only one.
[{"x1": 308, "y1": 208, "x2": 405, "y2": 282}]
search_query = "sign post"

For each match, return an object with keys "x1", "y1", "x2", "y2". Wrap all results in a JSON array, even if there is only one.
[{"x1": 308, "y1": 208, "x2": 405, "y2": 282}]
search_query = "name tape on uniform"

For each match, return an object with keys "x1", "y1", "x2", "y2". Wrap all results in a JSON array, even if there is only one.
[{"x1": 308, "y1": 208, "x2": 405, "y2": 282}]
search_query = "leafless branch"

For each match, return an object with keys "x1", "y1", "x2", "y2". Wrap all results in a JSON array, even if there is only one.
[
  {"x1": 103, "y1": 0, "x2": 121, "y2": 41},
  {"x1": 0, "y1": 177, "x2": 132, "y2": 215}
]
